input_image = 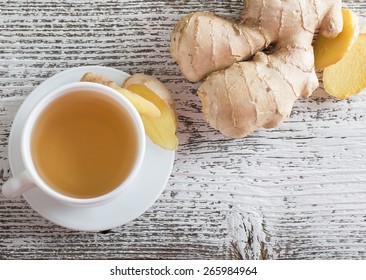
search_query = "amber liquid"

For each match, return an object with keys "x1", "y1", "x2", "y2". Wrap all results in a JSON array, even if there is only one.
[{"x1": 31, "y1": 91, "x2": 138, "y2": 198}]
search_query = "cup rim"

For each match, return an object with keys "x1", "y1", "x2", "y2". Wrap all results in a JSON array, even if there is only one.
[{"x1": 21, "y1": 82, "x2": 146, "y2": 205}]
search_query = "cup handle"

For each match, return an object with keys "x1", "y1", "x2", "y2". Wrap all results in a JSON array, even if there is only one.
[{"x1": 2, "y1": 170, "x2": 36, "y2": 198}]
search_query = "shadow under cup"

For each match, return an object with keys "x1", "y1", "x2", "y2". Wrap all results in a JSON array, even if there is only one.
[{"x1": 23, "y1": 83, "x2": 145, "y2": 204}]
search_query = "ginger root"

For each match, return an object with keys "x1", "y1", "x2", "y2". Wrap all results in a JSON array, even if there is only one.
[
  {"x1": 171, "y1": 0, "x2": 344, "y2": 138},
  {"x1": 314, "y1": 9, "x2": 359, "y2": 71},
  {"x1": 323, "y1": 34, "x2": 366, "y2": 99},
  {"x1": 122, "y1": 74, "x2": 178, "y2": 150},
  {"x1": 81, "y1": 72, "x2": 161, "y2": 118}
]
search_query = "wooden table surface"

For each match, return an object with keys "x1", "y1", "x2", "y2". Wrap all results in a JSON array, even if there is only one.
[{"x1": 1, "y1": 0, "x2": 366, "y2": 260}]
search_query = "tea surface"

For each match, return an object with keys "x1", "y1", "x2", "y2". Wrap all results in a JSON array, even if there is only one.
[{"x1": 31, "y1": 91, "x2": 138, "y2": 198}]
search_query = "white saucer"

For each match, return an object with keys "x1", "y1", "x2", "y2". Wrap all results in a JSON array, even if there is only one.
[{"x1": 8, "y1": 66, "x2": 175, "y2": 232}]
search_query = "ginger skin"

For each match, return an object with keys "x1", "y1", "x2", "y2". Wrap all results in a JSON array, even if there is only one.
[{"x1": 170, "y1": 0, "x2": 343, "y2": 138}]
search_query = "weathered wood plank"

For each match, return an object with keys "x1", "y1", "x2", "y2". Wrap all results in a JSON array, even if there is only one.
[{"x1": 1, "y1": 0, "x2": 366, "y2": 260}]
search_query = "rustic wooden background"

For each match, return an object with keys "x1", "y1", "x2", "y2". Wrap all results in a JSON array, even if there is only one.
[{"x1": 1, "y1": 0, "x2": 365, "y2": 260}]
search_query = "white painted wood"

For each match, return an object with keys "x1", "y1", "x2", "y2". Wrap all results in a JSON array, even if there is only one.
[{"x1": 1, "y1": 0, "x2": 366, "y2": 259}]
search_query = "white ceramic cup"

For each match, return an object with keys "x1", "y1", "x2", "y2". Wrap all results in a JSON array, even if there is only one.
[{"x1": 2, "y1": 82, "x2": 146, "y2": 205}]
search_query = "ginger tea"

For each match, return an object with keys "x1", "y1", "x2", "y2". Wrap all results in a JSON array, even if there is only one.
[{"x1": 31, "y1": 90, "x2": 138, "y2": 198}]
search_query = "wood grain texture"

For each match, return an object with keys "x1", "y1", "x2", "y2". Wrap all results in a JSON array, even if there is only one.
[{"x1": 1, "y1": 0, "x2": 366, "y2": 260}]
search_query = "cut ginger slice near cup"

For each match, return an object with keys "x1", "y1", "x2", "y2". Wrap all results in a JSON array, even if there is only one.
[
  {"x1": 314, "y1": 9, "x2": 359, "y2": 71},
  {"x1": 81, "y1": 72, "x2": 161, "y2": 118},
  {"x1": 323, "y1": 34, "x2": 366, "y2": 99},
  {"x1": 81, "y1": 72, "x2": 178, "y2": 150},
  {"x1": 123, "y1": 74, "x2": 179, "y2": 151}
]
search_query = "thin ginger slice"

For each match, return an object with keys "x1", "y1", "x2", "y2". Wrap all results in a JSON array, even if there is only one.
[
  {"x1": 123, "y1": 74, "x2": 178, "y2": 151},
  {"x1": 80, "y1": 72, "x2": 161, "y2": 118},
  {"x1": 314, "y1": 9, "x2": 359, "y2": 71},
  {"x1": 323, "y1": 34, "x2": 366, "y2": 99},
  {"x1": 115, "y1": 87, "x2": 161, "y2": 118}
]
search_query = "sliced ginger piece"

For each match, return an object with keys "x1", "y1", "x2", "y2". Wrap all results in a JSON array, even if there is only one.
[
  {"x1": 323, "y1": 34, "x2": 366, "y2": 99},
  {"x1": 115, "y1": 88, "x2": 161, "y2": 118},
  {"x1": 314, "y1": 9, "x2": 359, "y2": 71},
  {"x1": 122, "y1": 74, "x2": 178, "y2": 150},
  {"x1": 80, "y1": 72, "x2": 161, "y2": 118}
]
